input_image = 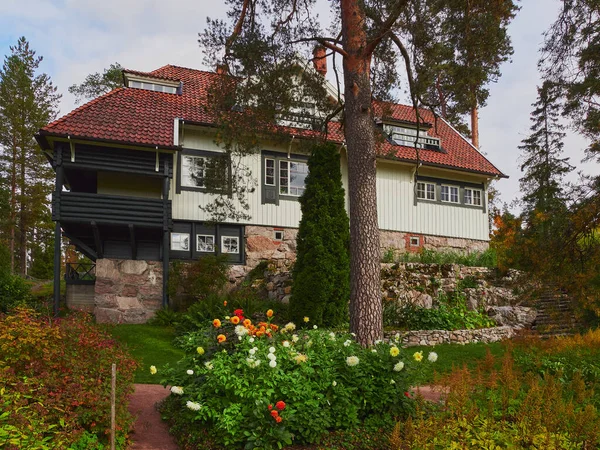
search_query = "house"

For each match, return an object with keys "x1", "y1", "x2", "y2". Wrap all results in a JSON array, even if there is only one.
[{"x1": 36, "y1": 60, "x2": 506, "y2": 323}]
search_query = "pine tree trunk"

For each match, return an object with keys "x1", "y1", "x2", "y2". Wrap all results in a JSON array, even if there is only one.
[
  {"x1": 9, "y1": 136, "x2": 17, "y2": 274},
  {"x1": 19, "y1": 136, "x2": 27, "y2": 276},
  {"x1": 471, "y1": 106, "x2": 479, "y2": 148},
  {"x1": 341, "y1": 0, "x2": 383, "y2": 346}
]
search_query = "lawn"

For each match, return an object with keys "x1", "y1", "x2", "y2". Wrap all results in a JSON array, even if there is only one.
[
  {"x1": 409, "y1": 341, "x2": 506, "y2": 383},
  {"x1": 107, "y1": 324, "x2": 185, "y2": 383}
]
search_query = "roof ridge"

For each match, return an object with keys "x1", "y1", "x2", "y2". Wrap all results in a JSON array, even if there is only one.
[
  {"x1": 43, "y1": 88, "x2": 126, "y2": 131},
  {"x1": 152, "y1": 64, "x2": 215, "y2": 74}
]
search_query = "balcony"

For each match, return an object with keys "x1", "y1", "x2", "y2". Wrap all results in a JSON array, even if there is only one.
[{"x1": 52, "y1": 191, "x2": 171, "y2": 229}]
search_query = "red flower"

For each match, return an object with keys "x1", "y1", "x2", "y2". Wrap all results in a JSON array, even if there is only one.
[
  {"x1": 234, "y1": 309, "x2": 244, "y2": 318},
  {"x1": 275, "y1": 416, "x2": 282, "y2": 423},
  {"x1": 268, "y1": 404, "x2": 273, "y2": 410},
  {"x1": 404, "y1": 391, "x2": 411, "y2": 398},
  {"x1": 270, "y1": 410, "x2": 279, "y2": 418},
  {"x1": 275, "y1": 401, "x2": 286, "y2": 411}
]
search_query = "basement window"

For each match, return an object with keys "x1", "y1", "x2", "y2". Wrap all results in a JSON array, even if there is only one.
[
  {"x1": 171, "y1": 233, "x2": 190, "y2": 251},
  {"x1": 222, "y1": 236, "x2": 240, "y2": 254},
  {"x1": 410, "y1": 236, "x2": 420, "y2": 247},
  {"x1": 274, "y1": 230, "x2": 284, "y2": 241},
  {"x1": 197, "y1": 235, "x2": 215, "y2": 252}
]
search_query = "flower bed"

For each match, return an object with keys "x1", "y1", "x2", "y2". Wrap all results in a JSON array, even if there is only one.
[
  {"x1": 0, "y1": 308, "x2": 138, "y2": 449},
  {"x1": 157, "y1": 309, "x2": 437, "y2": 449}
]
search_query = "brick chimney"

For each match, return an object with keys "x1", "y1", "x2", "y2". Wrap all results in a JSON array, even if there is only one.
[
  {"x1": 312, "y1": 46, "x2": 327, "y2": 77},
  {"x1": 216, "y1": 63, "x2": 228, "y2": 75}
]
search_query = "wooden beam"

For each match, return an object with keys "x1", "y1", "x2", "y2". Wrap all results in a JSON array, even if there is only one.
[
  {"x1": 129, "y1": 224, "x2": 136, "y2": 260},
  {"x1": 53, "y1": 146, "x2": 64, "y2": 318},
  {"x1": 162, "y1": 171, "x2": 170, "y2": 308},
  {"x1": 91, "y1": 221, "x2": 103, "y2": 259},
  {"x1": 62, "y1": 231, "x2": 98, "y2": 261}
]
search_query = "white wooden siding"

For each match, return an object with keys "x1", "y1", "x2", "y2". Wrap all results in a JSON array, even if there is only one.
[{"x1": 171, "y1": 129, "x2": 490, "y2": 241}]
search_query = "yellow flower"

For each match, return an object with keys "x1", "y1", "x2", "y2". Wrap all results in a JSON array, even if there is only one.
[
  {"x1": 231, "y1": 316, "x2": 240, "y2": 325},
  {"x1": 303, "y1": 316, "x2": 310, "y2": 323},
  {"x1": 213, "y1": 319, "x2": 221, "y2": 328},
  {"x1": 197, "y1": 347, "x2": 205, "y2": 355},
  {"x1": 413, "y1": 351, "x2": 423, "y2": 362},
  {"x1": 217, "y1": 334, "x2": 227, "y2": 343},
  {"x1": 149, "y1": 365, "x2": 157, "y2": 375},
  {"x1": 266, "y1": 309, "x2": 274, "y2": 318},
  {"x1": 389, "y1": 346, "x2": 400, "y2": 357},
  {"x1": 294, "y1": 353, "x2": 308, "y2": 364}
]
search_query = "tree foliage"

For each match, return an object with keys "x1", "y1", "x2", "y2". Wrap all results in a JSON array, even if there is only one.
[
  {"x1": 199, "y1": 0, "x2": 519, "y2": 344},
  {"x1": 541, "y1": 0, "x2": 600, "y2": 160},
  {"x1": 0, "y1": 37, "x2": 60, "y2": 275},
  {"x1": 291, "y1": 143, "x2": 350, "y2": 327},
  {"x1": 68, "y1": 62, "x2": 123, "y2": 104}
]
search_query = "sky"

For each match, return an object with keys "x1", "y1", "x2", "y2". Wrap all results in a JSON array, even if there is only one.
[{"x1": 1, "y1": 0, "x2": 597, "y2": 211}]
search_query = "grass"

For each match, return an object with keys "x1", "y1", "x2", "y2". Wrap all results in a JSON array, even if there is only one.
[
  {"x1": 407, "y1": 341, "x2": 506, "y2": 383},
  {"x1": 106, "y1": 324, "x2": 185, "y2": 383}
]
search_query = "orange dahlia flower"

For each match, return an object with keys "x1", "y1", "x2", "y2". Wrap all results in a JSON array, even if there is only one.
[
  {"x1": 217, "y1": 334, "x2": 226, "y2": 343},
  {"x1": 243, "y1": 319, "x2": 252, "y2": 327},
  {"x1": 231, "y1": 316, "x2": 240, "y2": 325},
  {"x1": 266, "y1": 309, "x2": 274, "y2": 318},
  {"x1": 212, "y1": 319, "x2": 221, "y2": 328}
]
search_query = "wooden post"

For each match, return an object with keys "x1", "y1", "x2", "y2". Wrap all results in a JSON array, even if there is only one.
[
  {"x1": 53, "y1": 146, "x2": 63, "y2": 318},
  {"x1": 162, "y1": 158, "x2": 170, "y2": 308},
  {"x1": 111, "y1": 363, "x2": 116, "y2": 450}
]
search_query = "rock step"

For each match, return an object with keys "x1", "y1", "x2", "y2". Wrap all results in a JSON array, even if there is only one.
[{"x1": 531, "y1": 290, "x2": 582, "y2": 337}]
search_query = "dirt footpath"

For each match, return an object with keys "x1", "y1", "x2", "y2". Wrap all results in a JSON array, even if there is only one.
[{"x1": 128, "y1": 384, "x2": 178, "y2": 450}]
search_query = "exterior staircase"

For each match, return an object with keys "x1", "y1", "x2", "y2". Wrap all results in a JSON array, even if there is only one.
[{"x1": 530, "y1": 289, "x2": 582, "y2": 336}]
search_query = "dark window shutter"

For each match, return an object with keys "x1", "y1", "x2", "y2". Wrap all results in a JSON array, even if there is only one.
[{"x1": 261, "y1": 154, "x2": 279, "y2": 205}]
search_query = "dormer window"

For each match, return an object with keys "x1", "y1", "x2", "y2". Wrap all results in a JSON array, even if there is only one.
[
  {"x1": 275, "y1": 102, "x2": 319, "y2": 130},
  {"x1": 128, "y1": 80, "x2": 178, "y2": 94},
  {"x1": 383, "y1": 123, "x2": 441, "y2": 150}
]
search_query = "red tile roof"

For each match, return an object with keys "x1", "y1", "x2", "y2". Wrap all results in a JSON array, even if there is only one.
[{"x1": 41, "y1": 65, "x2": 505, "y2": 177}]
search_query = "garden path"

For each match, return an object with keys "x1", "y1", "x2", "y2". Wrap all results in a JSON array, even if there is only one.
[{"x1": 128, "y1": 384, "x2": 178, "y2": 450}]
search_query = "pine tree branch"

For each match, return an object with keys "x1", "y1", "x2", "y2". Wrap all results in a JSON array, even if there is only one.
[
  {"x1": 225, "y1": 0, "x2": 252, "y2": 60},
  {"x1": 289, "y1": 37, "x2": 349, "y2": 58},
  {"x1": 363, "y1": 0, "x2": 409, "y2": 57},
  {"x1": 272, "y1": 0, "x2": 298, "y2": 38}
]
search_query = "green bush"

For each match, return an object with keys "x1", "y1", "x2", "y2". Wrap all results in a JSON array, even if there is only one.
[
  {"x1": 291, "y1": 143, "x2": 350, "y2": 327},
  {"x1": 0, "y1": 308, "x2": 138, "y2": 448},
  {"x1": 383, "y1": 289, "x2": 495, "y2": 331},
  {"x1": 157, "y1": 308, "x2": 437, "y2": 449},
  {"x1": 397, "y1": 248, "x2": 498, "y2": 267},
  {"x1": 0, "y1": 245, "x2": 32, "y2": 314},
  {"x1": 168, "y1": 255, "x2": 230, "y2": 310}
]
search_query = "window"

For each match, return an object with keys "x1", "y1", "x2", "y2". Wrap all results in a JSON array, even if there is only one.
[
  {"x1": 279, "y1": 160, "x2": 308, "y2": 196},
  {"x1": 441, "y1": 185, "x2": 459, "y2": 203},
  {"x1": 274, "y1": 230, "x2": 284, "y2": 241},
  {"x1": 464, "y1": 188, "x2": 482, "y2": 206},
  {"x1": 416, "y1": 182, "x2": 436, "y2": 201},
  {"x1": 383, "y1": 124, "x2": 441, "y2": 150},
  {"x1": 197, "y1": 235, "x2": 215, "y2": 252},
  {"x1": 171, "y1": 233, "x2": 190, "y2": 251},
  {"x1": 128, "y1": 80, "x2": 177, "y2": 94},
  {"x1": 180, "y1": 152, "x2": 229, "y2": 191},
  {"x1": 410, "y1": 236, "x2": 420, "y2": 247},
  {"x1": 275, "y1": 102, "x2": 318, "y2": 130},
  {"x1": 222, "y1": 236, "x2": 239, "y2": 254},
  {"x1": 265, "y1": 158, "x2": 275, "y2": 186}
]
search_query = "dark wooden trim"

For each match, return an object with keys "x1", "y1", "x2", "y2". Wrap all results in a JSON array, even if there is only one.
[
  {"x1": 162, "y1": 169, "x2": 170, "y2": 308},
  {"x1": 91, "y1": 221, "x2": 103, "y2": 258},
  {"x1": 414, "y1": 176, "x2": 486, "y2": 211},
  {"x1": 53, "y1": 145, "x2": 64, "y2": 318},
  {"x1": 63, "y1": 231, "x2": 98, "y2": 261},
  {"x1": 129, "y1": 224, "x2": 136, "y2": 260}
]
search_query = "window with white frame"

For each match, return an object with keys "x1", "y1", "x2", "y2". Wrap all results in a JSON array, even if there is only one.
[
  {"x1": 181, "y1": 153, "x2": 228, "y2": 191},
  {"x1": 416, "y1": 181, "x2": 436, "y2": 201},
  {"x1": 279, "y1": 160, "x2": 308, "y2": 196},
  {"x1": 171, "y1": 233, "x2": 190, "y2": 251},
  {"x1": 265, "y1": 158, "x2": 275, "y2": 186},
  {"x1": 441, "y1": 185, "x2": 459, "y2": 203},
  {"x1": 196, "y1": 235, "x2": 215, "y2": 252},
  {"x1": 275, "y1": 101, "x2": 318, "y2": 130},
  {"x1": 464, "y1": 188, "x2": 483, "y2": 206},
  {"x1": 221, "y1": 236, "x2": 240, "y2": 254},
  {"x1": 383, "y1": 124, "x2": 441, "y2": 150},
  {"x1": 128, "y1": 80, "x2": 177, "y2": 94}
]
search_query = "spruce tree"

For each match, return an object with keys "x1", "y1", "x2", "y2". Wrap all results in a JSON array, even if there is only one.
[
  {"x1": 291, "y1": 143, "x2": 350, "y2": 327},
  {"x1": 68, "y1": 62, "x2": 123, "y2": 104}
]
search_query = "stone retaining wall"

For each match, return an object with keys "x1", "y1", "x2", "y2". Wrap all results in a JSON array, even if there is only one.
[
  {"x1": 380, "y1": 230, "x2": 489, "y2": 254},
  {"x1": 94, "y1": 259, "x2": 163, "y2": 323},
  {"x1": 384, "y1": 326, "x2": 516, "y2": 347}
]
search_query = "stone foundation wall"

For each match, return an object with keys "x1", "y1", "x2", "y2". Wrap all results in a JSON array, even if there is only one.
[
  {"x1": 244, "y1": 225, "x2": 298, "y2": 270},
  {"x1": 380, "y1": 230, "x2": 489, "y2": 255},
  {"x1": 384, "y1": 326, "x2": 516, "y2": 347},
  {"x1": 94, "y1": 259, "x2": 163, "y2": 323}
]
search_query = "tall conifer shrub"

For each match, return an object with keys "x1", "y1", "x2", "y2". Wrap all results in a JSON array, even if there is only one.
[{"x1": 291, "y1": 143, "x2": 350, "y2": 327}]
